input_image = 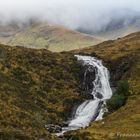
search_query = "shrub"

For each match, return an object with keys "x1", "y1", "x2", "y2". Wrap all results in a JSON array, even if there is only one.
[
  {"x1": 107, "y1": 81, "x2": 129, "y2": 112},
  {"x1": 116, "y1": 81, "x2": 129, "y2": 96}
]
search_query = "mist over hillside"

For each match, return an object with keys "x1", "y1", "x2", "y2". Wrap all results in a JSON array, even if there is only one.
[{"x1": 0, "y1": 0, "x2": 140, "y2": 33}]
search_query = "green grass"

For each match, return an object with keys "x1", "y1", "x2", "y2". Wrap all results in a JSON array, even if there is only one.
[{"x1": 106, "y1": 81, "x2": 129, "y2": 113}]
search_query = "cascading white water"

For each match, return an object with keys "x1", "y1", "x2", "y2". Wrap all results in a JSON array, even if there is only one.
[{"x1": 57, "y1": 55, "x2": 112, "y2": 135}]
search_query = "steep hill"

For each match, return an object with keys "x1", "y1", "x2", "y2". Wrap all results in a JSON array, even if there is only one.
[
  {"x1": 69, "y1": 32, "x2": 140, "y2": 140},
  {"x1": 0, "y1": 32, "x2": 139, "y2": 140},
  {"x1": 0, "y1": 44, "x2": 86, "y2": 139},
  {"x1": 0, "y1": 23, "x2": 101, "y2": 52}
]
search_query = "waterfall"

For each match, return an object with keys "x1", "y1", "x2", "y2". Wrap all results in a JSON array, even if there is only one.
[{"x1": 57, "y1": 55, "x2": 112, "y2": 135}]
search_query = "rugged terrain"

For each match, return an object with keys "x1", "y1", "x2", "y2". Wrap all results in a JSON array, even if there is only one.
[{"x1": 0, "y1": 32, "x2": 139, "y2": 140}]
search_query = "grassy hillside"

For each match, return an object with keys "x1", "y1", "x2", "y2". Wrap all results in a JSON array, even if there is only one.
[
  {"x1": 68, "y1": 32, "x2": 140, "y2": 140},
  {"x1": 0, "y1": 23, "x2": 101, "y2": 52},
  {"x1": 1, "y1": 20, "x2": 140, "y2": 53},
  {"x1": 0, "y1": 44, "x2": 87, "y2": 140},
  {"x1": 0, "y1": 32, "x2": 140, "y2": 140}
]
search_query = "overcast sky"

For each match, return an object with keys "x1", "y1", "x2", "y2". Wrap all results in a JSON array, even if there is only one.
[{"x1": 0, "y1": 0, "x2": 140, "y2": 32}]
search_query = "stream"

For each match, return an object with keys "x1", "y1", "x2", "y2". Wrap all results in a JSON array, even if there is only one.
[{"x1": 57, "y1": 55, "x2": 112, "y2": 135}]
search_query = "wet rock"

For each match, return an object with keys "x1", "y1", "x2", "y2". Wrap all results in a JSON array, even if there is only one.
[
  {"x1": 61, "y1": 122, "x2": 69, "y2": 127},
  {"x1": 45, "y1": 124, "x2": 62, "y2": 133},
  {"x1": 95, "y1": 92, "x2": 103, "y2": 99},
  {"x1": 80, "y1": 65, "x2": 96, "y2": 92},
  {"x1": 92, "y1": 101, "x2": 104, "y2": 121}
]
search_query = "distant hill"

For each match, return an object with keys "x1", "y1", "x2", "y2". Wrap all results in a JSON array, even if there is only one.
[
  {"x1": 94, "y1": 19, "x2": 140, "y2": 40},
  {"x1": 0, "y1": 23, "x2": 101, "y2": 52},
  {"x1": 1, "y1": 19, "x2": 140, "y2": 53}
]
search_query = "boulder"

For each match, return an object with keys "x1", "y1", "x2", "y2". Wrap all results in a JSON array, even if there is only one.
[
  {"x1": 61, "y1": 122, "x2": 69, "y2": 127},
  {"x1": 95, "y1": 92, "x2": 103, "y2": 99},
  {"x1": 45, "y1": 124, "x2": 62, "y2": 133}
]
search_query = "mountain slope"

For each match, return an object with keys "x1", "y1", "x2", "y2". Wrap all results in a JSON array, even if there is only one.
[
  {"x1": 94, "y1": 19, "x2": 140, "y2": 40},
  {"x1": 0, "y1": 44, "x2": 87, "y2": 139},
  {"x1": 1, "y1": 19, "x2": 140, "y2": 53},
  {"x1": 0, "y1": 32, "x2": 139, "y2": 140},
  {"x1": 69, "y1": 32, "x2": 140, "y2": 140},
  {"x1": 0, "y1": 23, "x2": 101, "y2": 52}
]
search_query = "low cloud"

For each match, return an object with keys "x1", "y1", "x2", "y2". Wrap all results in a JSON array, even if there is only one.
[{"x1": 0, "y1": 0, "x2": 140, "y2": 33}]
